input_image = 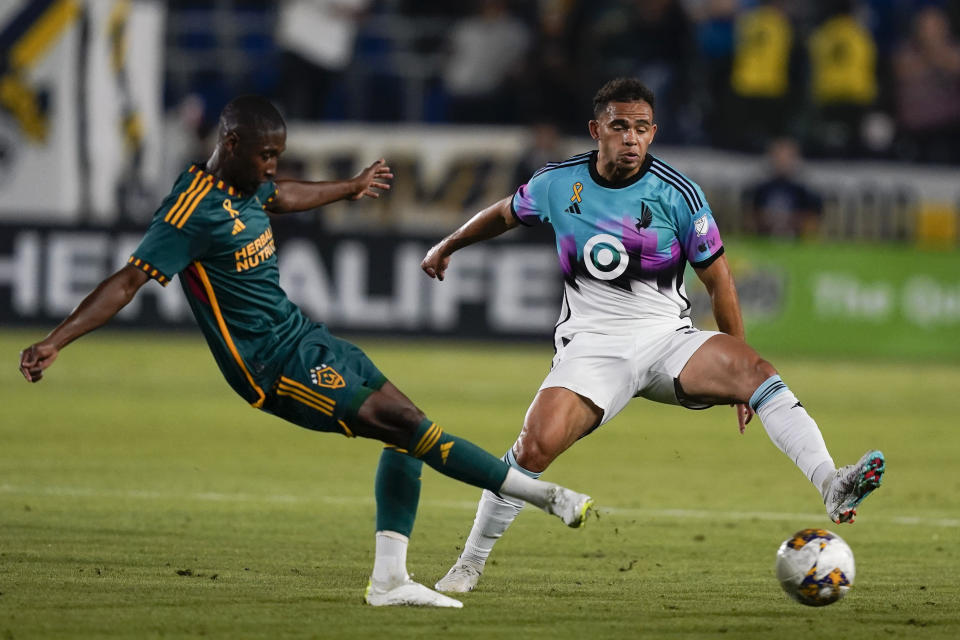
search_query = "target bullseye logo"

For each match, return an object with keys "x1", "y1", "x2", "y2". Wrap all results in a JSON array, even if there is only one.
[{"x1": 583, "y1": 234, "x2": 629, "y2": 280}]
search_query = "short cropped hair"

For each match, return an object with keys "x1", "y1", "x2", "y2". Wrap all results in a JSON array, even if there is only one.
[
  {"x1": 592, "y1": 78, "x2": 656, "y2": 117},
  {"x1": 219, "y1": 95, "x2": 285, "y2": 138}
]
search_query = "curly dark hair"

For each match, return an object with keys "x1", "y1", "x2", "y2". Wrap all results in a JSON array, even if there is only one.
[{"x1": 592, "y1": 78, "x2": 656, "y2": 117}]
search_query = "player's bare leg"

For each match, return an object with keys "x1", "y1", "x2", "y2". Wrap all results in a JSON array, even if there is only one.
[
  {"x1": 437, "y1": 387, "x2": 601, "y2": 593},
  {"x1": 678, "y1": 334, "x2": 883, "y2": 523},
  {"x1": 353, "y1": 385, "x2": 594, "y2": 604}
]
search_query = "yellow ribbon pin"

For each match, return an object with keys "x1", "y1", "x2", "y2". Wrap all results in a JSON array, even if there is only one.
[
  {"x1": 571, "y1": 182, "x2": 583, "y2": 203},
  {"x1": 222, "y1": 199, "x2": 240, "y2": 218}
]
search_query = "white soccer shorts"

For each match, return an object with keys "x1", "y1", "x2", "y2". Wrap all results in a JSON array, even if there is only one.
[{"x1": 540, "y1": 324, "x2": 722, "y2": 425}]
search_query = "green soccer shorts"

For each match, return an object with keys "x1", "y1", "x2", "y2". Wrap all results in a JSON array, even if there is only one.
[{"x1": 262, "y1": 325, "x2": 387, "y2": 437}]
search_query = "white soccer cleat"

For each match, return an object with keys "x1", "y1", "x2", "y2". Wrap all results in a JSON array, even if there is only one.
[
  {"x1": 544, "y1": 486, "x2": 595, "y2": 528},
  {"x1": 434, "y1": 561, "x2": 483, "y2": 593},
  {"x1": 365, "y1": 577, "x2": 464, "y2": 608},
  {"x1": 824, "y1": 449, "x2": 885, "y2": 524}
]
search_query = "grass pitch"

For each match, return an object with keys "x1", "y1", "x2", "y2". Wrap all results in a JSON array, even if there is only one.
[{"x1": 1, "y1": 330, "x2": 958, "y2": 639}]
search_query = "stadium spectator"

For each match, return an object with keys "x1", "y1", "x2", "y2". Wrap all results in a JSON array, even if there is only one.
[
  {"x1": 581, "y1": 0, "x2": 696, "y2": 143},
  {"x1": 725, "y1": 0, "x2": 800, "y2": 150},
  {"x1": 511, "y1": 122, "x2": 565, "y2": 190},
  {"x1": 807, "y1": 1, "x2": 879, "y2": 157},
  {"x1": 516, "y1": 1, "x2": 583, "y2": 133},
  {"x1": 441, "y1": 0, "x2": 531, "y2": 124},
  {"x1": 275, "y1": 0, "x2": 371, "y2": 120},
  {"x1": 745, "y1": 137, "x2": 823, "y2": 238},
  {"x1": 690, "y1": 0, "x2": 739, "y2": 146},
  {"x1": 892, "y1": 5, "x2": 960, "y2": 163}
]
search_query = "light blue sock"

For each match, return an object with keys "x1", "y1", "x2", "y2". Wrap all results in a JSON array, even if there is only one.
[
  {"x1": 504, "y1": 448, "x2": 541, "y2": 479},
  {"x1": 749, "y1": 375, "x2": 788, "y2": 412}
]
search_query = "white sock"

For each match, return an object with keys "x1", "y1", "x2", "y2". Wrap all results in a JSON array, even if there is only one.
[
  {"x1": 461, "y1": 451, "x2": 540, "y2": 569},
  {"x1": 371, "y1": 530, "x2": 409, "y2": 587},
  {"x1": 460, "y1": 489, "x2": 525, "y2": 569},
  {"x1": 756, "y1": 390, "x2": 836, "y2": 498},
  {"x1": 499, "y1": 467, "x2": 553, "y2": 506}
]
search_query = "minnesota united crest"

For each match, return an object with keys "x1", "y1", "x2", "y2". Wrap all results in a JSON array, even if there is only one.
[{"x1": 635, "y1": 202, "x2": 653, "y2": 230}]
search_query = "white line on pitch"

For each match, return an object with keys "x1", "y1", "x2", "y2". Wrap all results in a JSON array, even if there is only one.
[{"x1": 1, "y1": 483, "x2": 957, "y2": 528}]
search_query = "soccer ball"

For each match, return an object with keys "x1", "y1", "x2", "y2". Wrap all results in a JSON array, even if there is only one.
[{"x1": 775, "y1": 528, "x2": 855, "y2": 606}]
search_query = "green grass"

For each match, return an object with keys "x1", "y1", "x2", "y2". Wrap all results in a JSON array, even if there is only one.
[{"x1": 1, "y1": 330, "x2": 958, "y2": 639}]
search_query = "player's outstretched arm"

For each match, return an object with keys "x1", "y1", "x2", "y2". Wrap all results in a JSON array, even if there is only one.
[
  {"x1": 18, "y1": 265, "x2": 150, "y2": 383},
  {"x1": 421, "y1": 196, "x2": 518, "y2": 281},
  {"x1": 267, "y1": 159, "x2": 393, "y2": 213},
  {"x1": 694, "y1": 255, "x2": 754, "y2": 431}
]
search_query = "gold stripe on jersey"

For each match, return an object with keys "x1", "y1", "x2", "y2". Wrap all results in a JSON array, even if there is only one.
[
  {"x1": 127, "y1": 256, "x2": 169, "y2": 286},
  {"x1": 170, "y1": 178, "x2": 213, "y2": 228},
  {"x1": 192, "y1": 261, "x2": 266, "y2": 408},
  {"x1": 339, "y1": 420, "x2": 355, "y2": 438},
  {"x1": 278, "y1": 376, "x2": 336, "y2": 409},
  {"x1": 413, "y1": 423, "x2": 442, "y2": 458},
  {"x1": 189, "y1": 164, "x2": 239, "y2": 197},
  {"x1": 276, "y1": 386, "x2": 334, "y2": 417},
  {"x1": 276, "y1": 381, "x2": 336, "y2": 412},
  {"x1": 164, "y1": 173, "x2": 203, "y2": 224}
]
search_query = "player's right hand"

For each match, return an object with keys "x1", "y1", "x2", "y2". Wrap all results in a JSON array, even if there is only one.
[
  {"x1": 421, "y1": 243, "x2": 451, "y2": 281},
  {"x1": 19, "y1": 343, "x2": 59, "y2": 383},
  {"x1": 735, "y1": 402, "x2": 753, "y2": 434}
]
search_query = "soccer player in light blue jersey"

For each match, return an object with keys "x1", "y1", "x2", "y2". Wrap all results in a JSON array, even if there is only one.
[{"x1": 422, "y1": 78, "x2": 885, "y2": 593}]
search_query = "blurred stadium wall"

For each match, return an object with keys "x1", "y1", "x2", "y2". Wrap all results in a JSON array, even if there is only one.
[{"x1": 1, "y1": 1, "x2": 958, "y2": 359}]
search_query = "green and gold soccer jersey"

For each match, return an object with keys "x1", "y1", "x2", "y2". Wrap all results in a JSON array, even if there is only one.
[{"x1": 130, "y1": 164, "x2": 314, "y2": 407}]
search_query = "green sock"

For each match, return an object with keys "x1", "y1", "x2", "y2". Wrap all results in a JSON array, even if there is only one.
[
  {"x1": 405, "y1": 418, "x2": 509, "y2": 492},
  {"x1": 374, "y1": 447, "x2": 422, "y2": 537}
]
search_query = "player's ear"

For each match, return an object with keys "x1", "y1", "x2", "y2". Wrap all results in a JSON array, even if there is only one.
[
  {"x1": 588, "y1": 119, "x2": 600, "y2": 140},
  {"x1": 223, "y1": 130, "x2": 240, "y2": 155},
  {"x1": 649, "y1": 122, "x2": 658, "y2": 143}
]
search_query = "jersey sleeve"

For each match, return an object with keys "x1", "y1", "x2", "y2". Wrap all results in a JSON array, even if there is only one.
[
  {"x1": 128, "y1": 186, "x2": 214, "y2": 286},
  {"x1": 674, "y1": 182, "x2": 725, "y2": 268},
  {"x1": 510, "y1": 172, "x2": 550, "y2": 226}
]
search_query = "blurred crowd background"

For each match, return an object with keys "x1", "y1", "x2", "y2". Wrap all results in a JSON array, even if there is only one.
[
  {"x1": 168, "y1": 0, "x2": 960, "y2": 165},
  {"x1": 2, "y1": 0, "x2": 958, "y2": 344}
]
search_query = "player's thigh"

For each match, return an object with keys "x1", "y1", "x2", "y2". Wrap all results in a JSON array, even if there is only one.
[
  {"x1": 675, "y1": 333, "x2": 777, "y2": 404},
  {"x1": 264, "y1": 329, "x2": 387, "y2": 437},
  {"x1": 636, "y1": 327, "x2": 723, "y2": 408},
  {"x1": 514, "y1": 386, "x2": 603, "y2": 472},
  {"x1": 538, "y1": 332, "x2": 637, "y2": 426}
]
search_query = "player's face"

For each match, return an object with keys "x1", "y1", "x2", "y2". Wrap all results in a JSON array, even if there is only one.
[
  {"x1": 589, "y1": 101, "x2": 657, "y2": 179},
  {"x1": 226, "y1": 128, "x2": 287, "y2": 193}
]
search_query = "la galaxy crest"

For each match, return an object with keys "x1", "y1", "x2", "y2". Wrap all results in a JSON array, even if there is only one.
[{"x1": 310, "y1": 365, "x2": 345, "y2": 389}]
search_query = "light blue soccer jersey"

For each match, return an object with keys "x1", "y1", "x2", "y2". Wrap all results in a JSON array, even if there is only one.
[{"x1": 512, "y1": 150, "x2": 724, "y2": 336}]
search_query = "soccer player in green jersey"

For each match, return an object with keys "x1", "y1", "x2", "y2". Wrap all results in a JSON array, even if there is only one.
[{"x1": 18, "y1": 95, "x2": 594, "y2": 608}]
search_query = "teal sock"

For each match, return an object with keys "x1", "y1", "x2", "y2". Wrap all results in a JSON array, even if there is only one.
[
  {"x1": 406, "y1": 418, "x2": 509, "y2": 492},
  {"x1": 374, "y1": 447, "x2": 422, "y2": 537}
]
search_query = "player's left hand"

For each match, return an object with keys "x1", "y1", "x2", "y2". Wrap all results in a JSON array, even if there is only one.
[
  {"x1": 349, "y1": 158, "x2": 393, "y2": 200},
  {"x1": 735, "y1": 402, "x2": 753, "y2": 434},
  {"x1": 19, "y1": 342, "x2": 59, "y2": 383}
]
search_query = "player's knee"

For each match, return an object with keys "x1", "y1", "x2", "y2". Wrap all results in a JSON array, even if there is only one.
[
  {"x1": 513, "y1": 436, "x2": 556, "y2": 474},
  {"x1": 744, "y1": 356, "x2": 778, "y2": 392},
  {"x1": 753, "y1": 357, "x2": 777, "y2": 382},
  {"x1": 355, "y1": 392, "x2": 425, "y2": 439}
]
